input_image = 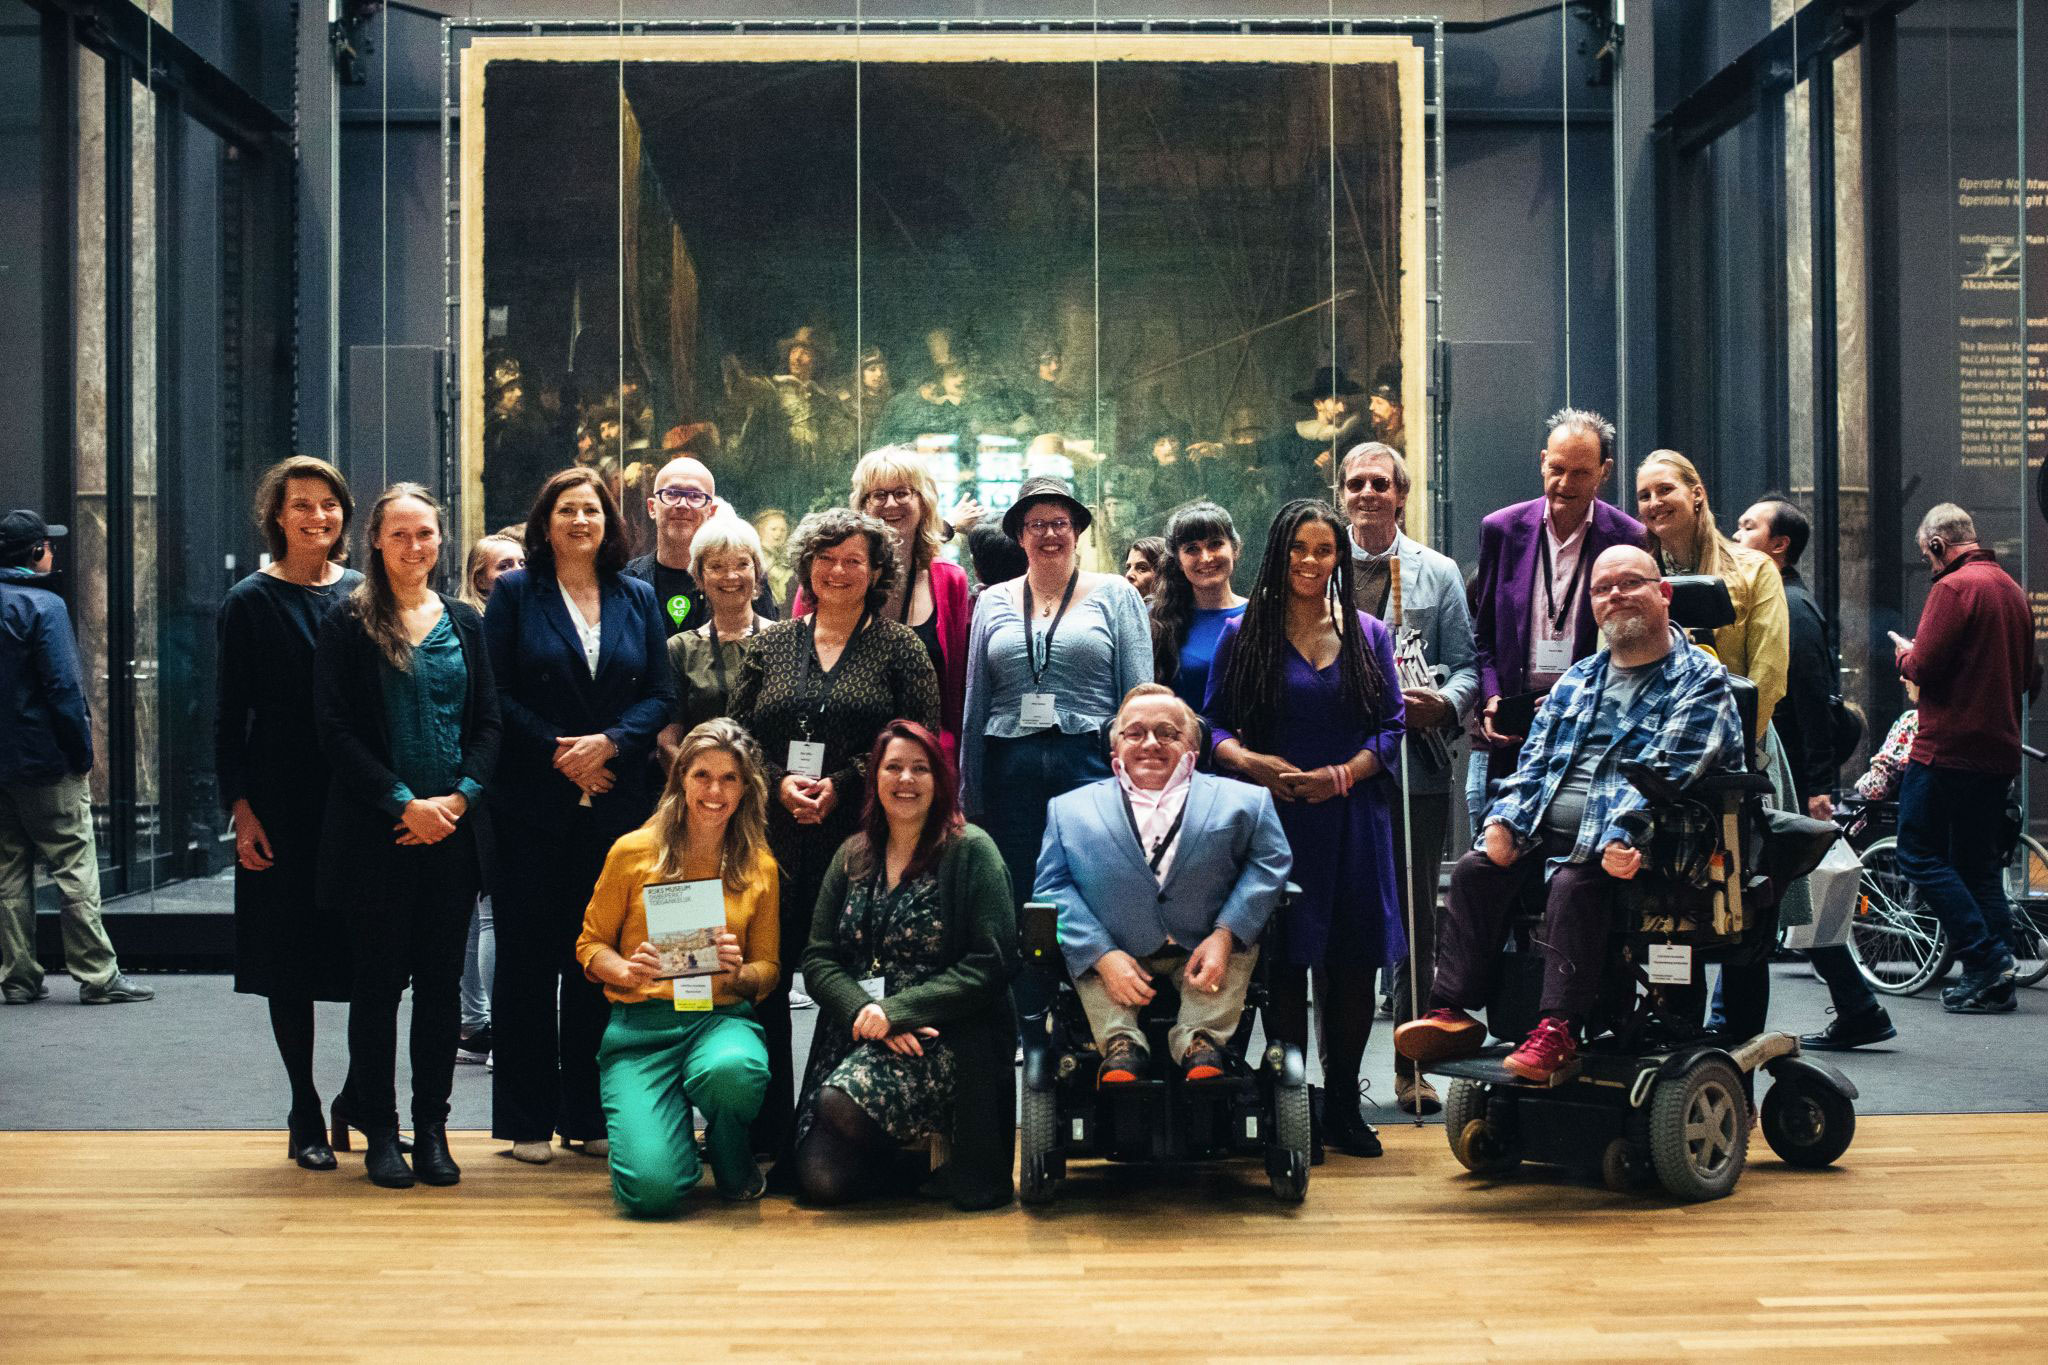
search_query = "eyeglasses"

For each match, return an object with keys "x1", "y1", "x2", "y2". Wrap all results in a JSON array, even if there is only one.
[
  {"x1": 864, "y1": 487, "x2": 917, "y2": 505},
  {"x1": 1344, "y1": 475, "x2": 1396, "y2": 494},
  {"x1": 1591, "y1": 575, "x2": 1659, "y2": 599},
  {"x1": 1023, "y1": 518, "x2": 1073, "y2": 536},
  {"x1": 654, "y1": 487, "x2": 714, "y2": 509},
  {"x1": 1120, "y1": 723, "x2": 1185, "y2": 745}
]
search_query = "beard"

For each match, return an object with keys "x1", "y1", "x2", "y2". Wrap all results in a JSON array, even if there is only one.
[{"x1": 1602, "y1": 610, "x2": 1658, "y2": 648}]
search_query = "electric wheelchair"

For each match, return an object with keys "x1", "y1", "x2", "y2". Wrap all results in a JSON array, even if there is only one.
[
  {"x1": 1426, "y1": 577, "x2": 1859, "y2": 1202},
  {"x1": 1015, "y1": 888, "x2": 1313, "y2": 1206}
]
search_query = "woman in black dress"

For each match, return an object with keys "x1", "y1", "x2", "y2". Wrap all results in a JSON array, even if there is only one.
[
  {"x1": 728, "y1": 507, "x2": 940, "y2": 1181},
  {"x1": 215, "y1": 456, "x2": 362, "y2": 1169}
]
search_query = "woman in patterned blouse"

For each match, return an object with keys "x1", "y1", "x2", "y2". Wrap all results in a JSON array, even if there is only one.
[{"x1": 729, "y1": 507, "x2": 940, "y2": 1185}]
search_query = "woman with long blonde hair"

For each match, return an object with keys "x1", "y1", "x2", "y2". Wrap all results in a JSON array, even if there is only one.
[{"x1": 575, "y1": 718, "x2": 780, "y2": 1214}]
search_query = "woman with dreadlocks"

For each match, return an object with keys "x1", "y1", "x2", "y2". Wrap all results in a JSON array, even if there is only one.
[{"x1": 1202, "y1": 499, "x2": 1407, "y2": 1159}]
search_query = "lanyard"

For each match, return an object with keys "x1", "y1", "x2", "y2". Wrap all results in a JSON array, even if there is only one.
[
  {"x1": 1020, "y1": 570, "x2": 1080, "y2": 688},
  {"x1": 794, "y1": 611, "x2": 869, "y2": 738},
  {"x1": 897, "y1": 545, "x2": 920, "y2": 625},
  {"x1": 1537, "y1": 527, "x2": 1588, "y2": 635},
  {"x1": 861, "y1": 867, "x2": 893, "y2": 977},
  {"x1": 1118, "y1": 786, "x2": 1189, "y2": 876}
]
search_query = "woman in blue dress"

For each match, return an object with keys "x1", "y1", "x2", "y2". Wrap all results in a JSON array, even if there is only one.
[
  {"x1": 1204, "y1": 498, "x2": 1406, "y2": 1158},
  {"x1": 1149, "y1": 501, "x2": 1247, "y2": 713}
]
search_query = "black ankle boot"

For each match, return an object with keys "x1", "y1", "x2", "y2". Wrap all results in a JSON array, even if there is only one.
[
  {"x1": 412, "y1": 1125, "x2": 461, "y2": 1186},
  {"x1": 364, "y1": 1127, "x2": 415, "y2": 1189},
  {"x1": 1321, "y1": 1094, "x2": 1384, "y2": 1158},
  {"x1": 332, "y1": 1094, "x2": 413, "y2": 1153}
]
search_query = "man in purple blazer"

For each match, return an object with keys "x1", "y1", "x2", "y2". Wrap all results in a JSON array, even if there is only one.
[{"x1": 1471, "y1": 407, "x2": 1651, "y2": 783}]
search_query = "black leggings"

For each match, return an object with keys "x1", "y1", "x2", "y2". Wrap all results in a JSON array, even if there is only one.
[
  {"x1": 269, "y1": 996, "x2": 324, "y2": 1121},
  {"x1": 1266, "y1": 960, "x2": 1378, "y2": 1114},
  {"x1": 794, "y1": 1086, "x2": 926, "y2": 1207}
]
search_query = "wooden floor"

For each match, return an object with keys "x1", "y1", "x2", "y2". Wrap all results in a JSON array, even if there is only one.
[{"x1": 6, "y1": 1114, "x2": 2046, "y2": 1362}]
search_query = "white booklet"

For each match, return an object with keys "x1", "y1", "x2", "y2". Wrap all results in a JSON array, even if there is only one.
[{"x1": 643, "y1": 879, "x2": 727, "y2": 980}]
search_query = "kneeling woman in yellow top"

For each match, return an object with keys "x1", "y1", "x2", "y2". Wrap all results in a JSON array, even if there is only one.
[{"x1": 576, "y1": 719, "x2": 779, "y2": 1214}]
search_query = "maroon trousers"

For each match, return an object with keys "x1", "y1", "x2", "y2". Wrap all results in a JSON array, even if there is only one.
[{"x1": 1431, "y1": 843, "x2": 1620, "y2": 1024}]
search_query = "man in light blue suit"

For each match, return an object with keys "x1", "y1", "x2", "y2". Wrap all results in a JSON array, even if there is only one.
[{"x1": 1034, "y1": 684, "x2": 1292, "y2": 1088}]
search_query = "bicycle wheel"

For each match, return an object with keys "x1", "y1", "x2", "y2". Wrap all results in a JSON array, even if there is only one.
[
  {"x1": 1848, "y1": 838, "x2": 1951, "y2": 995},
  {"x1": 2004, "y1": 834, "x2": 2048, "y2": 987}
]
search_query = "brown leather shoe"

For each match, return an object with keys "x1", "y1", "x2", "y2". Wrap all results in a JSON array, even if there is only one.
[
  {"x1": 1393, "y1": 1007, "x2": 1486, "y2": 1065},
  {"x1": 1097, "y1": 1036, "x2": 1151, "y2": 1087},
  {"x1": 1179, "y1": 1031, "x2": 1231, "y2": 1085},
  {"x1": 1393, "y1": 1073, "x2": 1442, "y2": 1115}
]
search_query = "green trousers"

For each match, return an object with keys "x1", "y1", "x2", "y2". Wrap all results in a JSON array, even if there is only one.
[
  {"x1": 0, "y1": 774, "x2": 119, "y2": 992},
  {"x1": 596, "y1": 999, "x2": 770, "y2": 1217}
]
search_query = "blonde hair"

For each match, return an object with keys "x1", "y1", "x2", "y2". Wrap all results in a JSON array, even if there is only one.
[
  {"x1": 1639, "y1": 450, "x2": 1737, "y2": 580},
  {"x1": 848, "y1": 447, "x2": 944, "y2": 563},
  {"x1": 643, "y1": 719, "x2": 771, "y2": 892},
  {"x1": 460, "y1": 533, "x2": 523, "y2": 610}
]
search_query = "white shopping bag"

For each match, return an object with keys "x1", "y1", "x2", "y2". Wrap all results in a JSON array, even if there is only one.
[{"x1": 1781, "y1": 837, "x2": 1860, "y2": 950}]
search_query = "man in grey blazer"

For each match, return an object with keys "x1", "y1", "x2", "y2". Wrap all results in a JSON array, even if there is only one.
[
  {"x1": 1340, "y1": 441, "x2": 1479, "y2": 1115},
  {"x1": 1034, "y1": 685, "x2": 1293, "y2": 1087}
]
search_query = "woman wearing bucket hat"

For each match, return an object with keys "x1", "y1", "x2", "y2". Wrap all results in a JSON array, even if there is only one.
[{"x1": 960, "y1": 477, "x2": 1153, "y2": 1033}]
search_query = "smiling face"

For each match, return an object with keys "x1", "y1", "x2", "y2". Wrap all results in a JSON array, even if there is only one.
[
  {"x1": 700, "y1": 549, "x2": 758, "y2": 614},
  {"x1": 1286, "y1": 518, "x2": 1341, "y2": 603},
  {"x1": 860, "y1": 477, "x2": 922, "y2": 538},
  {"x1": 876, "y1": 736, "x2": 936, "y2": 827},
  {"x1": 1340, "y1": 452, "x2": 1403, "y2": 542},
  {"x1": 1123, "y1": 549, "x2": 1158, "y2": 597},
  {"x1": 374, "y1": 496, "x2": 442, "y2": 587},
  {"x1": 1635, "y1": 462, "x2": 1700, "y2": 548},
  {"x1": 1016, "y1": 498, "x2": 1078, "y2": 569},
  {"x1": 1112, "y1": 693, "x2": 1194, "y2": 790},
  {"x1": 809, "y1": 534, "x2": 878, "y2": 612},
  {"x1": 278, "y1": 476, "x2": 345, "y2": 561},
  {"x1": 682, "y1": 747, "x2": 743, "y2": 835},
  {"x1": 649, "y1": 458, "x2": 716, "y2": 544},
  {"x1": 477, "y1": 540, "x2": 524, "y2": 598},
  {"x1": 549, "y1": 483, "x2": 606, "y2": 564},
  {"x1": 1176, "y1": 532, "x2": 1237, "y2": 595}
]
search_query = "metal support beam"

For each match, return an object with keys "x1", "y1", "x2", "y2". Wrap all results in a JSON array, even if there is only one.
[
  {"x1": 103, "y1": 52, "x2": 137, "y2": 889},
  {"x1": 40, "y1": 10, "x2": 76, "y2": 526},
  {"x1": 1611, "y1": 0, "x2": 1658, "y2": 484},
  {"x1": 1806, "y1": 53, "x2": 1842, "y2": 631}
]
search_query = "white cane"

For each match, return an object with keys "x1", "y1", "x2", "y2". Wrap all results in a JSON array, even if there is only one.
[{"x1": 1398, "y1": 715, "x2": 1422, "y2": 1127}]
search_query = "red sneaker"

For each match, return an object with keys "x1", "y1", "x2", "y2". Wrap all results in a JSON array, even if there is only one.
[
  {"x1": 1502, "y1": 1017, "x2": 1579, "y2": 1083},
  {"x1": 1393, "y1": 1007, "x2": 1486, "y2": 1065}
]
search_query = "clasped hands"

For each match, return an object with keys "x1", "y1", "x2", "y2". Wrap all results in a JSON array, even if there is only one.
[
  {"x1": 779, "y1": 774, "x2": 839, "y2": 825},
  {"x1": 1234, "y1": 749, "x2": 1368, "y2": 804},
  {"x1": 555, "y1": 732, "x2": 619, "y2": 797},
  {"x1": 852, "y1": 1001, "x2": 939, "y2": 1058},
  {"x1": 393, "y1": 792, "x2": 469, "y2": 846},
  {"x1": 1094, "y1": 927, "x2": 1235, "y2": 1008},
  {"x1": 610, "y1": 930, "x2": 744, "y2": 990}
]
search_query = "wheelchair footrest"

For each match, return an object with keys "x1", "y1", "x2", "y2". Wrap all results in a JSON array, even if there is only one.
[{"x1": 1431, "y1": 1048, "x2": 1583, "y2": 1090}]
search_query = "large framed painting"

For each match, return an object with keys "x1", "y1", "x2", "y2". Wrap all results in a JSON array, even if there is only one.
[{"x1": 457, "y1": 31, "x2": 1430, "y2": 563}]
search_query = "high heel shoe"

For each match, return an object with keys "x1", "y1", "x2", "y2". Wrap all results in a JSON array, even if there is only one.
[
  {"x1": 286, "y1": 1111, "x2": 337, "y2": 1171},
  {"x1": 331, "y1": 1095, "x2": 412, "y2": 1153},
  {"x1": 363, "y1": 1126, "x2": 415, "y2": 1189},
  {"x1": 412, "y1": 1125, "x2": 461, "y2": 1187}
]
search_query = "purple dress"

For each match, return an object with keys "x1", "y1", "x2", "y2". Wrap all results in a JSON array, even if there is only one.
[{"x1": 1204, "y1": 612, "x2": 1408, "y2": 969}]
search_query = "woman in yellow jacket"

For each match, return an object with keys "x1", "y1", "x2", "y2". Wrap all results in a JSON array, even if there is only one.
[
  {"x1": 1635, "y1": 449, "x2": 1789, "y2": 740},
  {"x1": 576, "y1": 718, "x2": 779, "y2": 1214}
]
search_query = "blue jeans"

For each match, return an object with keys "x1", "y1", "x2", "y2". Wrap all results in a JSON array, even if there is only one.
[
  {"x1": 980, "y1": 728, "x2": 1111, "y2": 1028},
  {"x1": 459, "y1": 895, "x2": 494, "y2": 1036},
  {"x1": 1808, "y1": 943, "x2": 1880, "y2": 1018},
  {"x1": 1895, "y1": 762, "x2": 2015, "y2": 973}
]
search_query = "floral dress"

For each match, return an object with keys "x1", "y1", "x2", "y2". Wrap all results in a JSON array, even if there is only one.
[{"x1": 796, "y1": 870, "x2": 955, "y2": 1146}]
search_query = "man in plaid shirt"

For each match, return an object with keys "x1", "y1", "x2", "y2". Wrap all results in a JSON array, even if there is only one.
[{"x1": 1395, "y1": 546, "x2": 1745, "y2": 1081}]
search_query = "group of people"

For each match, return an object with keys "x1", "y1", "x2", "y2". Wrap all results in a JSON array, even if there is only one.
[{"x1": 1, "y1": 398, "x2": 2037, "y2": 1217}]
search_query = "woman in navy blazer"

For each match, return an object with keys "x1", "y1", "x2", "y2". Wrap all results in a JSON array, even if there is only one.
[{"x1": 484, "y1": 468, "x2": 676, "y2": 1164}]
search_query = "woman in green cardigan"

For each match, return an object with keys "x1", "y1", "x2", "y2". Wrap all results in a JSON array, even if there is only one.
[{"x1": 795, "y1": 719, "x2": 1017, "y2": 1211}]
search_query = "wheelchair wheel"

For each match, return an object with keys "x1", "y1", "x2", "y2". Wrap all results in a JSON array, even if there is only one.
[
  {"x1": 1018, "y1": 1082, "x2": 1060, "y2": 1207},
  {"x1": 1267, "y1": 1080, "x2": 1311, "y2": 1204},
  {"x1": 1648, "y1": 1059, "x2": 1749, "y2": 1202},
  {"x1": 1760, "y1": 1073, "x2": 1855, "y2": 1169},
  {"x1": 1848, "y1": 839, "x2": 1953, "y2": 996},
  {"x1": 1444, "y1": 1079, "x2": 1519, "y2": 1176},
  {"x1": 2003, "y1": 834, "x2": 2048, "y2": 987}
]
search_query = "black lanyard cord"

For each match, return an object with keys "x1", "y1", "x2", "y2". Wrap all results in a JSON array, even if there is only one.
[
  {"x1": 795, "y1": 611, "x2": 870, "y2": 739},
  {"x1": 1118, "y1": 785, "x2": 1189, "y2": 875},
  {"x1": 1021, "y1": 570, "x2": 1080, "y2": 688},
  {"x1": 1537, "y1": 529, "x2": 1589, "y2": 634}
]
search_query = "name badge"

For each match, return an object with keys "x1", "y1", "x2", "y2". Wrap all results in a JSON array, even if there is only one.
[
  {"x1": 1532, "y1": 633, "x2": 1573, "y2": 676},
  {"x1": 1647, "y1": 943, "x2": 1693, "y2": 985},
  {"x1": 787, "y1": 740, "x2": 827, "y2": 779},
  {"x1": 1019, "y1": 692, "x2": 1058, "y2": 729},
  {"x1": 860, "y1": 975, "x2": 887, "y2": 999},
  {"x1": 672, "y1": 975, "x2": 714, "y2": 1012}
]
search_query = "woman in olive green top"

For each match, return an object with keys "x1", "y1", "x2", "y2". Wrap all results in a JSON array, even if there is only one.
[
  {"x1": 795, "y1": 720, "x2": 1017, "y2": 1212},
  {"x1": 658, "y1": 513, "x2": 776, "y2": 771}
]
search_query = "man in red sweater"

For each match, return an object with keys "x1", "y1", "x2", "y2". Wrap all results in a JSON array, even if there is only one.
[{"x1": 1892, "y1": 503, "x2": 2043, "y2": 1014}]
